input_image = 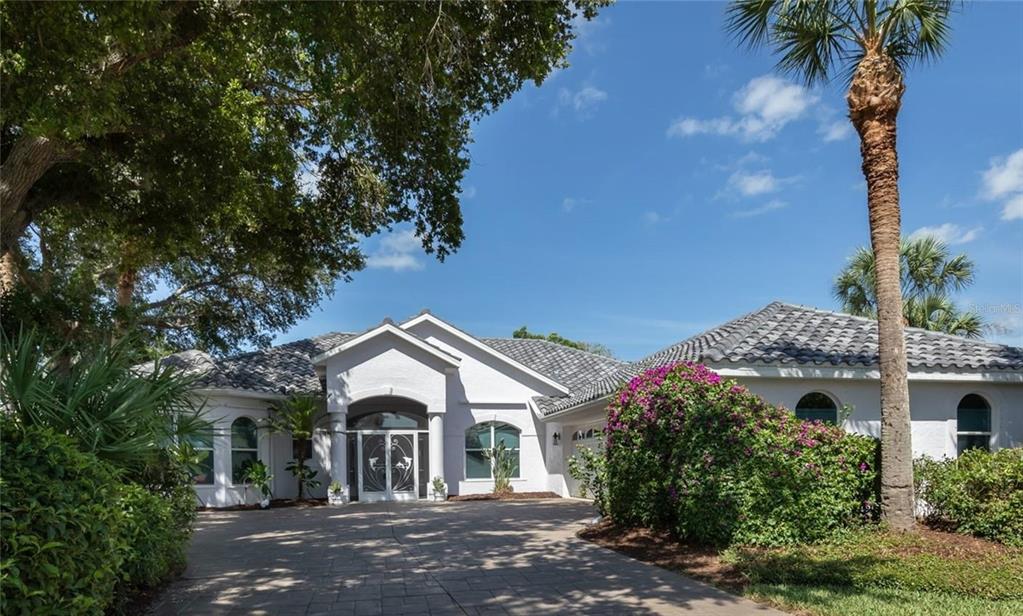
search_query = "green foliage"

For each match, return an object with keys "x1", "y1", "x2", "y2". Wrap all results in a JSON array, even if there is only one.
[
  {"x1": 284, "y1": 461, "x2": 321, "y2": 499},
  {"x1": 2, "y1": 1, "x2": 607, "y2": 356},
  {"x1": 266, "y1": 394, "x2": 323, "y2": 500},
  {"x1": 915, "y1": 449, "x2": 1023, "y2": 547},
  {"x1": 568, "y1": 445, "x2": 607, "y2": 510},
  {"x1": 243, "y1": 461, "x2": 274, "y2": 501},
  {"x1": 603, "y1": 363, "x2": 879, "y2": 546},
  {"x1": 0, "y1": 328, "x2": 208, "y2": 480},
  {"x1": 0, "y1": 420, "x2": 126, "y2": 615},
  {"x1": 748, "y1": 584, "x2": 1023, "y2": 616},
  {"x1": 728, "y1": 529, "x2": 1023, "y2": 601},
  {"x1": 833, "y1": 236, "x2": 983, "y2": 337},
  {"x1": 113, "y1": 484, "x2": 196, "y2": 608},
  {"x1": 725, "y1": 0, "x2": 955, "y2": 85},
  {"x1": 512, "y1": 326, "x2": 614, "y2": 357},
  {"x1": 484, "y1": 441, "x2": 516, "y2": 494}
]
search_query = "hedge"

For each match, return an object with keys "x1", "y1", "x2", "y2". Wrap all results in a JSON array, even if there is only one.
[
  {"x1": 1, "y1": 421, "x2": 126, "y2": 615},
  {"x1": 1, "y1": 420, "x2": 197, "y2": 614},
  {"x1": 603, "y1": 362, "x2": 878, "y2": 546},
  {"x1": 915, "y1": 448, "x2": 1023, "y2": 546},
  {"x1": 112, "y1": 484, "x2": 196, "y2": 610}
]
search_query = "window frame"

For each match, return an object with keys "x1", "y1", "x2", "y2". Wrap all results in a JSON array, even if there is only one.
[
  {"x1": 188, "y1": 426, "x2": 215, "y2": 486},
  {"x1": 956, "y1": 393, "x2": 992, "y2": 455},
  {"x1": 230, "y1": 416, "x2": 260, "y2": 485},
  {"x1": 464, "y1": 421, "x2": 521, "y2": 481},
  {"x1": 794, "y1": 391, "x2": 839, "y2": 425}
]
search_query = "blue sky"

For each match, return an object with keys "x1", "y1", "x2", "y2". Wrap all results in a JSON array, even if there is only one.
[{"x1": 280, "y1": 1, "x2": 1023, "y2": 360}]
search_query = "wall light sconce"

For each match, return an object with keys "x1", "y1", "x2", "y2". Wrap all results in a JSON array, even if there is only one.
[{"x1": 552, "y1": 432, "x2": 561, "y2": 446}]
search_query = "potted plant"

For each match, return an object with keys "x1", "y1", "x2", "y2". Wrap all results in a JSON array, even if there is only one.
[
  {"x1": 242, "y1": 461, "x2": 273, "y2": 509},
  {"x1": 328, "y1": 480, "x2": 348, "y2": 505},
  {"x1": 430, "y1": 476, "x2": 447, "y2": 502}
]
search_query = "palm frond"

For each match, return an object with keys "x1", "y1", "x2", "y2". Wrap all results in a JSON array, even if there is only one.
[{"x1": 879, "y1": 0, "x2": 955, "y2": 66}]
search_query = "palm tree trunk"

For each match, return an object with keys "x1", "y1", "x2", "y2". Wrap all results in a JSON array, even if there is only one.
[{"x1": 848, "y1": 50, "x2": 915, "y2": 531}]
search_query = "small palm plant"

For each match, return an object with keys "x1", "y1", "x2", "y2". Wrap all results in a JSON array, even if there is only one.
[
  {"x1": 242, "y1": 460, "x2": 273, "y2": 508},
  {"x1": 265, "y1": 394, "x2": 322, "y2": 500},
  {"x1": 484, "y1": 441, "x2": 516, "y2": 495},
  {"x1": 0, "y1": 327, "x2": 209, "y2": 481}
]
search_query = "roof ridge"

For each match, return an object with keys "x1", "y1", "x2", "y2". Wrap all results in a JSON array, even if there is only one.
[{"x1": 483, "y1": 336, "x2": 629, "y2": 364}]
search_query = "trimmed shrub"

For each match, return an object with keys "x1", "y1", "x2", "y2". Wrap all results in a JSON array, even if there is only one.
[
  {"x1": 915, "y1": 448, "x2": 1023, "y2": 546},
  {"x1": 604, "y1": 362, "x2": 878, "y2": 546},
  {"x1": 113, "y1": 483, "x2": 196, "y2": 608},
  {"x1": 0, "y1": 420, "x2": 127, "y2": 615}
]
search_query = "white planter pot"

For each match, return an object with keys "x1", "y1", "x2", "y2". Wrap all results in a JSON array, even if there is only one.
[
  {"x1": 432, "y1": 493, "x2": 446, "y2": 502},
  {"x1": 259, "y1": 498, "x2": 270, "y2": 509},
  {"x1": 328, "y1": 485, "x2": 349, "y2": 506}
]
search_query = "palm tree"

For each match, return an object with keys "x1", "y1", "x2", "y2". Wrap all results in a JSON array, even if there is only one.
[
  {"x1": 835, "y1": 236, "x2": 983, "y2": 337},
  {"x1": 727, "y1": 0, "x2": 956, "y2": 530},
  {"x1": 265, "y1": 394, "x2": 323, "y2": 501}
]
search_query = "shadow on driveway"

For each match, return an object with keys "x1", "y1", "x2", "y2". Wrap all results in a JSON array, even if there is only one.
[{"x1": 149, "y1": 499, "x2": 780, "y2": 615}]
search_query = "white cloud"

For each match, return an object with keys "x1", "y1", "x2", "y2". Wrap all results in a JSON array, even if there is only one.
[
  {"x1": 562, "y1": 196, "x2": 591, "y2": 213},
  {"x1": 727, "y1": 170, "x2": 780, "y2": 197},
  {"x1": 668, "y1": 75, "x2": 818, "y2": 143},
  {"x1": 642, "y1": 211, "x2": 663, "y2": 225},
  {"x1": 908, "y1": 223, "x2": 983, "y2": 245},
  {"x1": 558, "y1": 85, "x2": 607, "y2": 118},
  {"x1": 1003, "y1": 194, "x2": 1023, "y2": 221},
  {"x1": 732, "y1": 199, "x2": 788, "y2": 218},
  {"x1": 981, "y1": 149, "x2": 1023, "y2": 199},
  {"x1": 818, "y1": 120, "x2": 852, "y2": 142},
  {"x1": 979, "y1": 149, "x2": 1023, "y2": 222},
  {"x1": 366, "y1": 230, "x2": 424, "y2": 272},
  {"x1": 570, "y1": 14, "x2": 610, "y2": 55}
]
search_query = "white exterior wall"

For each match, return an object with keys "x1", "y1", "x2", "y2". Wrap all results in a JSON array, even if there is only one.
[
  {"x1": 193, "y1": 394, "x2": 272, "y2": 508},
  {"x1": 405, "y1": 320, "x2": 566, "y2": 495},
  {"x1": 722, "y1": 376, "x2": 1023, "y2": 459}
]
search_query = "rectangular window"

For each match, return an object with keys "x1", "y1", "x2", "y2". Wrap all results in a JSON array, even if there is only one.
[{"x1": 187, "y1": 429, "x2": 215, "y2": 485}]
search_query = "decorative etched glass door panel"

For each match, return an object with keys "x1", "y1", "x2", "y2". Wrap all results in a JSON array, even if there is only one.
[
  {"x1": 389, "y1": 434, "x2": 416, "y2": 494},
  {"x1": 361, "y1": 433, "x2": 388, "y2": 494}
]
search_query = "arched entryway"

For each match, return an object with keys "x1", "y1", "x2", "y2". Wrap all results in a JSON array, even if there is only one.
[{"x1": 346, "y1": 396, "x2": 429, "y2": 502}]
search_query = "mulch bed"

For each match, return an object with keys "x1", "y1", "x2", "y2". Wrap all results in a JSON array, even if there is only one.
[
  {"x1": 198, "y1": 498, "x2": 327, "y2": 511},
  {"x1": 447, "y1": 491, "x2": 561, "y2": 502},
  {"x1": 578, "y1": 520, "x2": 748, "y2": 591}
]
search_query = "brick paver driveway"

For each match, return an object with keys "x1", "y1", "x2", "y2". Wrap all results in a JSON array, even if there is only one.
[{"x1": 149, "y1": 499, "x2": 780, "y2": 615}]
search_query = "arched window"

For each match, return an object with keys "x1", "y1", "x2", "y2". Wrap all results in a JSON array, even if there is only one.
[
  {"x1": 465, "y1": 422, "x2": 520, "y2": 480},
  {"x1": 957, "y1": 394, "x2": 991, "y2": 454},
  {"x1": 795, "y1": 392, "x2": 838, "y2": 425},
  {"x1": 231, "y1": 417, "x2": 259, "y2": 484},
  {"x1": 187, "y1": 426, "x2": 215, "y2": 485}
]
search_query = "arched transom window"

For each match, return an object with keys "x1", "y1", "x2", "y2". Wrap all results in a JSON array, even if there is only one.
[
  {"x1": 231, "y1": 417, "x2": 259, "y2": 484},
  {"x1": 795, "y1": 392, "x2": 838, "y2": 425},
  {"x1": 957, "y1": 394, "x2": 991, "y2": 454},
  {"x1": 465, "y1": 422, "x2": 520, "y2": 480}
]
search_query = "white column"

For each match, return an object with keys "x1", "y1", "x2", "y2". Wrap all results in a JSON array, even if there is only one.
[
  {"x1": 329, "y1": 412, "x2": 348, "y2": 501},
  {"x1": 428, "y1": 411, "x2": 445, "y2": 495}
]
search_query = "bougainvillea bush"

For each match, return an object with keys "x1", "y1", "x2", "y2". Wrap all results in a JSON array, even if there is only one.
[{"x1": 603, "y1": 362, "x2": 878, "y2": 546}]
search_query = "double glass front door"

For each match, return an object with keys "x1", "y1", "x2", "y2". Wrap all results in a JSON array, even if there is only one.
[{"x1": 357, "y1": 431, "x2": 420, "y2": 501}]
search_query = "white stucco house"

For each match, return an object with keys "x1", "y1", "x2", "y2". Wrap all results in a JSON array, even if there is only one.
[{"x1": 165, "y1": 302, "x2": 1023, "y2": 508}]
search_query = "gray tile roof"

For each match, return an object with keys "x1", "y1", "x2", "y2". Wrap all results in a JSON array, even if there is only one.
[
  {"x1": 479, "y1": 338, "x2": 627, "y2": 393},
  {"x1": 156, "y1": 302, "x2": 1022, "y2": 411},
  {"x1": 536, "y1": 301, "x2": 1023, "y2": 416}
]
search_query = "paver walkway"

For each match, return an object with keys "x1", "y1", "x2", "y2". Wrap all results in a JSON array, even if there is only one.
[{"x1": 149, "y1": 499, "x2": 781, "y2": 615}]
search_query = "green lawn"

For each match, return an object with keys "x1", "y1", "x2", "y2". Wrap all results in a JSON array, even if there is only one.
[
  {"x1": 748, "y1": 584, "x2": 1023, "y2": 616},
  {"x1": 579, "y1": 522, "x2": 1022, "y2": 615}
]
